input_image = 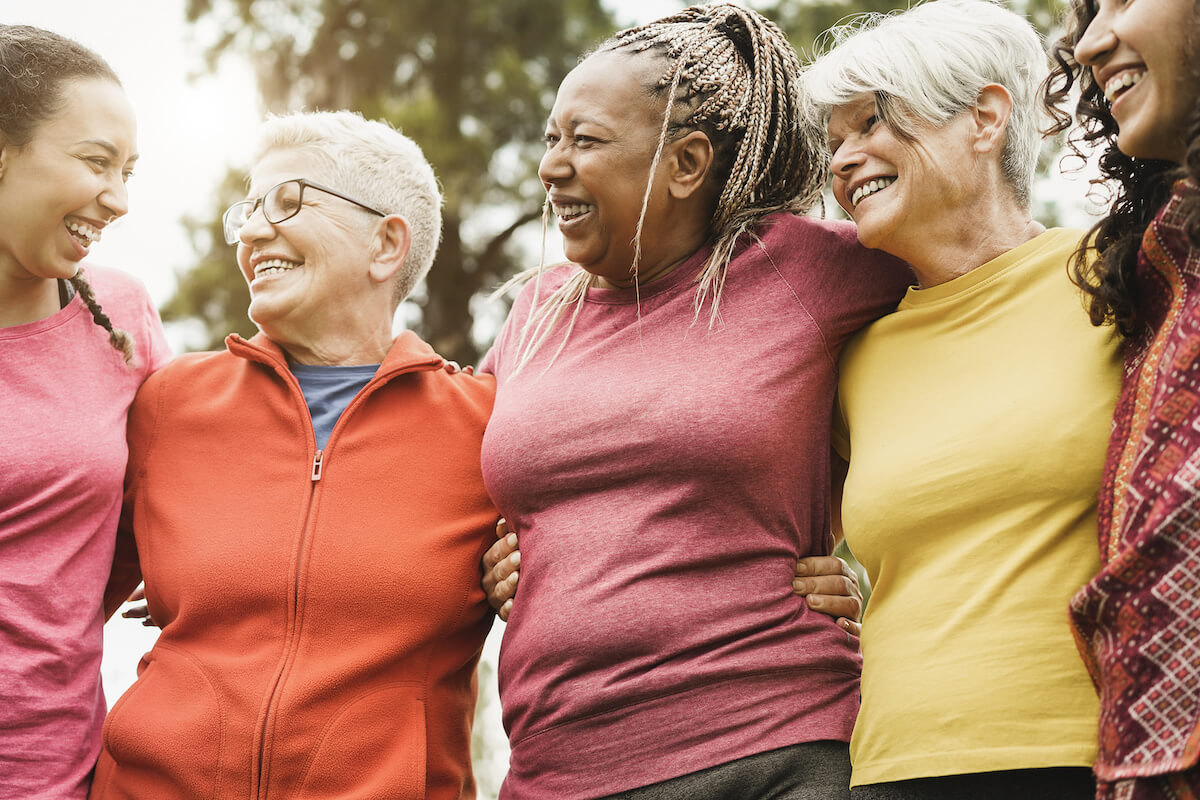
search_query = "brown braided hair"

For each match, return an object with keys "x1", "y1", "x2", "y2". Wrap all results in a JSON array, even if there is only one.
[
  {"x1": 69, "y1": 272, "x2": 135, "y2": 363},
  {"x1": 1043, "y1": 0, "x2": 1200, "y2": 337},
  {"x1": 0, "y1": 25, "x2": 134, "y2": 363},
  {"x1": 506, "y1": 4, "x2": 823, "y2": 371}
]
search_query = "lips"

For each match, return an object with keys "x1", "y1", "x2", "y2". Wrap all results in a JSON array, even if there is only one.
[
  {"x1": 65, "y1": 218, "x2": 102, "y2": 249},
  {"x1": 851, "y1": 177, "x2": 896, "y2": 207},
  {"x1": 253, "y1": 257, "x2": 302, "y2": 277},
  {"x1": 1103, "y1": 69, "x2": 1145, "y2": 103}
]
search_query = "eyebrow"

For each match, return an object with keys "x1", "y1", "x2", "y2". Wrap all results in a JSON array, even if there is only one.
[
  {"x1": 544, "y1": 115, "x2": 612, "y2": 131},
  {"x1": 77, "y1": 139, "x2": 140, "y2": 163}
]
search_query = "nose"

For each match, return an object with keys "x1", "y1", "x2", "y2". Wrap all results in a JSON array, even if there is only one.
[
  {"x1": 538, "y1": 140, "x2": 572, "y2": 188},
  {"x1": 1073, "y1": 11, "x2": 1114, "y2": 68},
  {"x1": 237, "y1": 202, "x2": 274, "y2": 245},
  {"x1": 99, "y1": 176, "x2": 129, "y2": 220},
  {"x1": 829, "y1": 141, "x2": 863, "y2": 182}
]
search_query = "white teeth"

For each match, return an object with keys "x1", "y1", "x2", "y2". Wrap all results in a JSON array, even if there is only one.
[
  {"x1": 554, "y1": 203, "x2": 596, "y2": 220},
  {"x1": 254, "y1": 257, "x2": 302, "y2": 276},
  {"x1": 852, "y1": 177, "x2": 896, "y2": 207},
  {"x1": 1104, "y1": 70, "x2": 1144, "y2": 103},
  {"x1": 66, "y1": 220, "x2": 101, "y2": 247}
]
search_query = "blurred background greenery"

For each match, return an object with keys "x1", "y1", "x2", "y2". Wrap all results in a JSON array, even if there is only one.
[{"x1": 167, "y1": 0, "x2": 1072, "y2": 366}]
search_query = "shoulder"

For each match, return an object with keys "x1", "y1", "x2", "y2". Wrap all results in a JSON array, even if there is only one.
[
  {"x1": 750, "y1": 212, "x2": 912, "y2": 297},
  {"x1": 754, "y1": 212, "x2": 860, "y2": 254},
  {"x1": 388, "y1": 330, "x2": 496, "y2": 408},
  {"x1": 78, "y1": 263, "x2": 172, "y2": 372},
  {"x1": 141, "y1": 348, "x2": 234, "y2": 392},
  {"x1": 78, "y1": 263, "x2": 154, "y2": 308},
  {"x1": 507, "y1": 263, "x2": 579, "y2": 309}
]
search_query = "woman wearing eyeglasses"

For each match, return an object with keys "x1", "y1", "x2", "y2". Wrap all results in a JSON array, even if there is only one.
[{"x1": 90, "y1": 111, "x2": 498, "y2": 800}]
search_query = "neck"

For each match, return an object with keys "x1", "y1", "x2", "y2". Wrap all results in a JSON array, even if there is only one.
[
  {"x1": 899, "y1": 200, "x2": 1044, "y2": 289},
  {"x1": 0, "y1": 266, "x2": 63, "y2": 327},
  {"x1": 271, "y1": 320, "x2": 394, "y2": 366},
  {"x1": 594, "y1": 210, "x2": 710, "y2": 290}
]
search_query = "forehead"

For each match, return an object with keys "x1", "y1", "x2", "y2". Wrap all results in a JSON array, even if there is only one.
[
  {"x1": 247, "y1": 148, "x2": 328, "y2": 194},
  {"x1": 35, "y1": 77, "x2": 138, "y2": 159},
  {"x1": 548, "y1": 50, "x2": 663, "y2": 127}
]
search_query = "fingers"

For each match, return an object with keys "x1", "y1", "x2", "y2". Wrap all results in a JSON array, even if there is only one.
[
  {"x1": 120, "y1": 603, "x2": 158, "y2": 628},
  {"x1": 795, "y1": 555, "x2": 856, "y2": 580},
  {"x1": 793, "y1": 560, "x2": 863, "y2": 624},
  {"x1": 482, "y1": 518, "x2": 521, "y2": 618},
  {"x1": 837, "y1": 618, "x2": 861, "y2": 637},
  {"x1": 483, "y1": 525, "x2": 518, "y2": 571},
  {"x1": 792, "y1": 574, "x2": 859, "y2": 598},
  {"x1": 127, "y1": 586, "x2": 146, "y2": 603}
]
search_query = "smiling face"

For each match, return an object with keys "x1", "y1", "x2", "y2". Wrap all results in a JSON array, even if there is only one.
[
  {"x1": 538, "y1": 50, "x2": 691, "y2": 286},
  {"x1": 1074, "y1": 0, "x2": 1198, "y2": 163},
  {"x1": 0, "y1": 77, "x2": 137, "y2": 284},
  {"x1": 827, "y1": 94, "x2": 978, "y2": 259},
  {"x1": 236, "y1": 147, "x2": 383, "y2": 350}
]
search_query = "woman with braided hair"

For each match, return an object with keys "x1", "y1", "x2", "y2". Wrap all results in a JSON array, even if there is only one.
[
  {"x1": 1045, "y1": 0, "x2": 1200, "y2": 797},
  {"x1": 0, "y1": 24, "x2": 169, "y2": 800},
  {"x1": 479, "y1": 5, "x2": 911, "y2": 798}
]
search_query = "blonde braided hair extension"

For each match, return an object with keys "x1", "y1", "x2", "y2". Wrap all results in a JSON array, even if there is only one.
[
  {"x1": 506, "y1": 3, "x2": 825, "y2": 373},
  {"x1": 69, "y1": 271, "x2": 134, "y2": 364}
]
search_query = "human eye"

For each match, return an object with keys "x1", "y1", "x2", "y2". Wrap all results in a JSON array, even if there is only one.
[
  {"x1": 83, "y1": 155, "x2": 110, "y2": 172},
  {"x1": 543, "y1": 132, "x2": 560, "y2": 147},
  {"x1": 863, "y1": 115, "x2": 879, "y2": 133},
  {"x1": 573, "y1": 134, "x2": 598, "y2": 147}
]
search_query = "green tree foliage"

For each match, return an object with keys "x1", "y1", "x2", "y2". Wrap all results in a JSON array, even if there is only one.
[
  {"x1": 160, "y1": 169, "x2": 256, "y2": 349},
  {"x1": 175, "y1": 0, "x2": 615, "y2": 361},
  {"x1": 170, "y1": 0, "x2": 1070, "y2": 358}
]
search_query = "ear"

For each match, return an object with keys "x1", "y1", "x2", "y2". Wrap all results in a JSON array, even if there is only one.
[
  {"x1": 666, "y1": 130, "x2": 715, "y2": 200},
  {"x1": 971, "y1": 84, "x2": 1014, "y2": 156},
  {"x1": 367, "y1": 214, "x2": 412, "y2": 286}
]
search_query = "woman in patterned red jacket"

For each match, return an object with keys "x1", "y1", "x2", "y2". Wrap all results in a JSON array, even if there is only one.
[{"x1": 1047, "y1": 0, "x2": 1200, "y2": 797}]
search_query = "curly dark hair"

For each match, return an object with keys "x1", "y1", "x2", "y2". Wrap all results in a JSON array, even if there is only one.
[
  {"x1": 1, "y1": 25, "x2": 134, "y2": 363},
  {"x1": 1043, "y1": 0, "x2": 1200, "y2": 337}
]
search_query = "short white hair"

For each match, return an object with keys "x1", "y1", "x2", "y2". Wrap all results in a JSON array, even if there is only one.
[
  {"x1": 253, "y1": 110, "x2": 443, "y2": 305},
  {"x1": 803, "y1": 0, "x2": 1050, "y2": 206}
]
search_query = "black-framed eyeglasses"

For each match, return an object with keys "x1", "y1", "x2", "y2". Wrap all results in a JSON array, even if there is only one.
[{"x1": 222, "y1": 178, "x2": 387, "y2": 244}]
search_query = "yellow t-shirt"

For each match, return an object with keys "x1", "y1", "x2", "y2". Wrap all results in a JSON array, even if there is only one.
[{"x1": 833, "y1": 229, "x2": 1121, "y2": 786}]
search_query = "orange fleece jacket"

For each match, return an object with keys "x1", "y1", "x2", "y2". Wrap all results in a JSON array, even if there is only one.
[{"x1": 93, "y1": 331, "x2": 497, "y2": 800}]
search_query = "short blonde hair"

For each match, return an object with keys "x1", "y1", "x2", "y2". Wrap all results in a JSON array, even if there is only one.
[{"x1": 254, "y1": 111, "x2": 443, "y2": 305}]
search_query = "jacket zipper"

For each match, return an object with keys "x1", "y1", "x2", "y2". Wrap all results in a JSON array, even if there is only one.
[{"x1": 250, "y1": 357, "x2": 440, "y2": 798}]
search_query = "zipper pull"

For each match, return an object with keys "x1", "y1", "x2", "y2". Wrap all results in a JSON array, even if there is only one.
[{"x1": 311, "y1": 449, "x2": 324, "y2": 482}]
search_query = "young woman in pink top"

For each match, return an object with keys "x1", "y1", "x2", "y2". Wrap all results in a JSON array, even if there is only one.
[
  {"x1": 0, "y1": 25, "x2": 169, "y2": 800},
  {"x1": 1048, "y1": 0, "x2": 1200, "y2": 797}
]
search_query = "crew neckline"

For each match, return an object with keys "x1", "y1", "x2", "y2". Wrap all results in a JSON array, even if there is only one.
[
  {"x1": 0, "y1": 292, "x2": 85, "y2": 340},
  {"x1": 580, "y1": 243, "x2": 713, "y2": 306},
  {"x1": 898, "y1": 228, "x2": 1076, "y2": 309}
]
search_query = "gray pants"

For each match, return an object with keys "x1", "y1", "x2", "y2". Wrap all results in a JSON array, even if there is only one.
[{"x1": 598, "y1": 741, "x2": 851, "y2": 800}]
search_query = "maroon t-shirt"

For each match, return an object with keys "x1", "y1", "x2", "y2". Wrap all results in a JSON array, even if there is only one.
[{"x1": 481, "y1": 212, "x2": 912, "y2": 799}]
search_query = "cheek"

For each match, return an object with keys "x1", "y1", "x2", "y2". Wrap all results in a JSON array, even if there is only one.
[
  {"x1": 830, "y1": 180, "x2": 852, "y2": 215},
  {"x1": 236, "y1": 246, "x2": 254, "y2": 280}
]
